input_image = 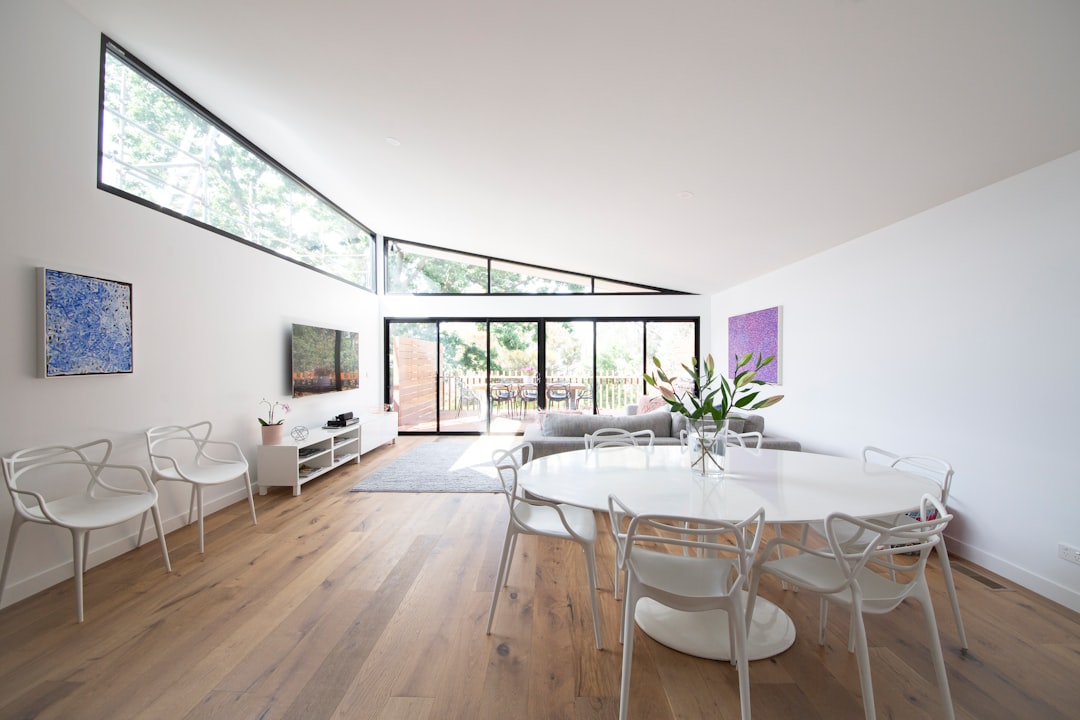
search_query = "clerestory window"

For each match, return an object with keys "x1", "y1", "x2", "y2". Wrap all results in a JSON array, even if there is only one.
[
  {"x1": 385, "y1": 238, "x2": 687, "y2": 295},
  {"x1": 98, "y1": 37, "x2": 374, "y2": 291}
]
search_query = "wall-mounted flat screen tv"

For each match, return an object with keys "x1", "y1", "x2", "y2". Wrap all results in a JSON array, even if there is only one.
[{"x1": 291, "y1": 323, "x2": 360, "y2": 397}]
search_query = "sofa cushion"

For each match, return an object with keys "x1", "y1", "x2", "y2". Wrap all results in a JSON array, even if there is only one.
[
  {"x1": 733, "y1": 412, "x2": 765, "y2": 435},
  {"x1": 541, "y1": 411, "x2": 673, "y2": 439},
  {"x1": 636, "y1": 394, "x2": 668, "y2": 415},
  {"x1": 668, "y1": 412, "x2": 763, "y2": 435}
]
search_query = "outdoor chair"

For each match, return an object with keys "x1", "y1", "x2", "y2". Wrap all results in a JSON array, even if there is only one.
[
  {"x1": 546, "y1": 383, "x2": 571, "y2": 409},
  {"x1": 519, "y1": 384, "x2": 539, "y2": 417},
  {"x1": 454, "y1": 378, "x2": 481, "y2": 416},
  {"x1": 489, "y1": 384, "x2": 518, "y2": 418}
]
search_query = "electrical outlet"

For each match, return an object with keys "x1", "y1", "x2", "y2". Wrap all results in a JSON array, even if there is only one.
[{"x1": 1058, "y1": 543, "x2": 1080, "y2": 566}]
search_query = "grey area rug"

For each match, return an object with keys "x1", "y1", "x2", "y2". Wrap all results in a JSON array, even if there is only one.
[{"x1": 351, "y1": 440, "x2": 504, "y2": 493}]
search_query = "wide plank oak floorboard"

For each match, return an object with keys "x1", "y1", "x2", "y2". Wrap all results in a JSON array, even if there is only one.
[{"x1": 1, "y1": 437, "x2": 1078, "y2": 719}]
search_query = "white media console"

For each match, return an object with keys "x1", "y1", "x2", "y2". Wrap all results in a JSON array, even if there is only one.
[{"x1": 257, "y1": 411, "x2": 398, "y2": 496}]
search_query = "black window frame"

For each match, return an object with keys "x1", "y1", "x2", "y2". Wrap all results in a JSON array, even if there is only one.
[
  {"x1": 97, "y1": 35, "x2": 376, "y2": 292},
  {"x1": 384, "y1": 237, "x2": 692, "y2": 296}
]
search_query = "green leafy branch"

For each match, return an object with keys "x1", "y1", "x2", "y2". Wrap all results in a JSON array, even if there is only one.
[{"x1": 643, "y1": 352, "x2": 783, "y2": 425}]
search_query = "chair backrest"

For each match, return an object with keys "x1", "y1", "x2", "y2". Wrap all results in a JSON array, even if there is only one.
[
  {"x1": 585, "y1": 427, "x2": 655, "y2": 449},
  {"x1": 547, "y1": 384, "x2": 570, "y2": 400},
  {"x1": 490, "y1": 384, "x2": 515, "y2": 400},
  {"x1": 3, "y1": 442, "x2": 101, "y2": 517},
  {"x1": 611, "y1": 494, "x2": 766, "y2": 590},
  {"x1": 726, "y1": 430, "x2": 763, "y2": 449},
  {"x1": 146, "y1": 421, "x2": 215, "y2": 474},
  {"x1": 863, "y1": 446, "x2": 954, "y2": 505},
  {"x1": 491, "y1": 442, "x2": 534, "y2": 506},
  {"x1": 491, "y1": 452, "x2": 520, "y2": 509},
  {"x1": 824, "y1": 494, "x2": 951, "y2": 604},
  {"x1": 456, "y1": 377, "x2": 480, "y2": 401},
  {"x1": 2, "y1": 439, "x2": 152, "y2": 522}
]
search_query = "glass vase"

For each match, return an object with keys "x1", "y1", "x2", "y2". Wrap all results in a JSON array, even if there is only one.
[{"x1": 687, "y1": 418, "x2": 729, "y2": 477}]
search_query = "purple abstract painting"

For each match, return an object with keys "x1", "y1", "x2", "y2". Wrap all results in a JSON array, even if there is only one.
[{"x1": 728, "y1": 306, "x2": 780, "y2": 383}]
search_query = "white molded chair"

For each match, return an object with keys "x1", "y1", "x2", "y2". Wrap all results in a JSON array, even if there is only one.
[
  {"x1": 609, "y1": 494, "x2": 764, "y2": 720},
  {"x1": 141, "y1": 421, "x2": 256, "y2": 554},
  {"x1": 748, "y1": 494, "x2": 955, "y2": 720},
  {"x1": 487, "y1": 442, "x2": 602, "y2": 649},
  {"x1": 800, "y1": 446, "x2": 967, "y2": 652},
  {"x1": 585, "y1": 427, "x2": 655, "y2": 450},
  {"x1": 1, "y1": 439, "x2": 171, "y2": 623},
  {"x1": 677, "y1": 427, "x2": 761, "y2": 450},
  {"x1": 726, "y1": 430, "x2": 763, "y2": 449}
]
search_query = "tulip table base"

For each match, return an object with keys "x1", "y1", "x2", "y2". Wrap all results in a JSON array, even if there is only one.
[{"x1": 634, "y1": 595, "x2": 796, "y2": 661}]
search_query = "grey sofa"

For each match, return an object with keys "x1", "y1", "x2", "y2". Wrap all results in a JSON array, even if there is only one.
[{"x1": 522, "y1": 406, "x2": 800, "y2": 459}]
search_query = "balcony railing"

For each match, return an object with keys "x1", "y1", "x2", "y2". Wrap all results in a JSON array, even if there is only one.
[{"x1": 438, "y1": 375, "x2": 647, "y2": 415}]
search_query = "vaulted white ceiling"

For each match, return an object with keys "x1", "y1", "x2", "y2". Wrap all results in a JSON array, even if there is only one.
[{"x1": 67, "y1": 0, "x2": 1080, "y2": 294}]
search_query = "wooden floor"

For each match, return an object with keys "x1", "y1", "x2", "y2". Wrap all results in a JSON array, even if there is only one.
[{"x1": 1, "y1": 436, "x2": 1078, "y2": 720}]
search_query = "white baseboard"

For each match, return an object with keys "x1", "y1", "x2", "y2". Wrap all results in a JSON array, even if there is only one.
[{"x1": 948, "y1": 536, "x2": 1080, "y2": 614}]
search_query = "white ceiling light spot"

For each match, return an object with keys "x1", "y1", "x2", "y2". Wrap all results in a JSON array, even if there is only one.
[
  {"x1": 385, "y1": 137, "x2": 401, "y2": 146},
  {"x1": 678, "y1": 191, "x2": 694, "y2": 200}
]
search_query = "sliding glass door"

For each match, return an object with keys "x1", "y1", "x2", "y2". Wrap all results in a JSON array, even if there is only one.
[
  {"x1": 488, "y1": 321, "x2": 540, "y2": 431},
  {"x1": 439, "y1": 321, "x2": 488, "y2": 432},
  {"x1": 388, "y1": 322, "x2": 438, "y2": 431},
  {"x1": 387, "y1": 317, "x2": 697, "y2": 434},
  {"x1": 543, "y1": 320, "x2": 594, "y2": 412}
]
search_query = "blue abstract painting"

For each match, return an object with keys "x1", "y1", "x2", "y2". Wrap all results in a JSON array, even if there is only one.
[
  {"x1": 42, "y1": 268, "x2": 133, "y2": 376},
  {"x1": 728, "y1": 306, "x2": 780, "y2": 384}
]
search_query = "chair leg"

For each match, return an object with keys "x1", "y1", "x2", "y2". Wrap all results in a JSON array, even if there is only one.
[
  {"x1": 195, "y1": 485, "x2": 205, "y2": 554},
  {"x1": 744, "y1": 571, "x2": 762, "y2": 631},
  {"x1": 486, "y1": 525, "x2": 516, "y2": 635},
  {"x1": 849, "y1": 606, "x2": 876, "y2": 720},
  {"x1": 915, "y1": 580, "x2": 956, "y2": 719},
  {"x1": 819, "y1": 597, "x2": 829, "y2": 646},
  {"x1": 936, "y1": 539, "x2": 968, "y2": 652},
  {"x1": 137, "y1": 511, "x2": 147, "y2": 548},
  {"x1": 187, "y1": 485, "x2": 197, "y2": 526},
  {"x1": 150, "y1": 504, "x2": 172, "y2": 573},
  {"x1": 243, "y1": 471, "x2": 258, "y2": 526},
  {"x1": 71, "y1": 529, "x2": 88, "y2": 623},
  {"x1": 613, "y1": 557, "x2": 622, "y2": 601},
  {"x1": 619, "y1": 591, "x2": 638, "y2": 720},
  {"x1": 583, "y1": 542, "x2": 603, "y2": 650},
  {"x1": 504, "y1": 534, "x2": 517, "y2": 586},
  {"x1": 730, "y1": 596, "x2": 752, "y2": 720},
  {"x1": 0, "y1": 516, "x2": 24, "y2": 609}
]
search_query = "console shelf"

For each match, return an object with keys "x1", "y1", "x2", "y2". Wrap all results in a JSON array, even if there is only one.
[{"x1": 257, "y1": 412, "x2": 397, "y2": 496}]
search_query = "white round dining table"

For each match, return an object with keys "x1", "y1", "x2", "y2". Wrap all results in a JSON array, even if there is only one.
[{"x1": 517, "y1": 445, "x2": 942, "y2": 661}]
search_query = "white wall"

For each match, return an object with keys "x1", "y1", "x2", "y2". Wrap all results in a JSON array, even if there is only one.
[
  {"x1": 711, "y1": 150, "x2": 1080, "y2": 611},
  {"x1": 0, "y1": 1, "x2": 383, "y2": 607}
]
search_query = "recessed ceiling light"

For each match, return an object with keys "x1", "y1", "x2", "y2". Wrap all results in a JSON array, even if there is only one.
[
  {"x1": 678, "y1": 190, "x2": 694, "y2": 200},
  {"x1": 385, "y1": 137, "x2": 401, "y2": 147}
]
